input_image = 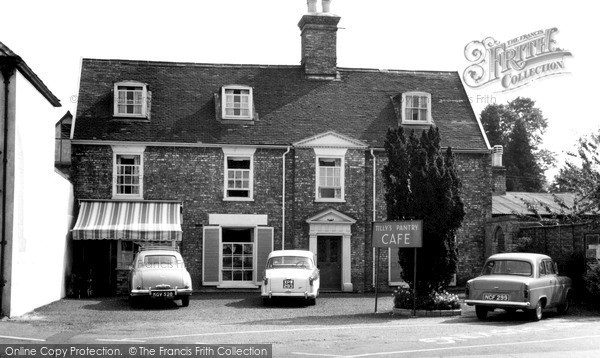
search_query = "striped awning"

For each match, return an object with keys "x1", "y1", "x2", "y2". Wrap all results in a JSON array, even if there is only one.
[{"x1": 72, "y1": 201, "x2": 182, "y2": 241}]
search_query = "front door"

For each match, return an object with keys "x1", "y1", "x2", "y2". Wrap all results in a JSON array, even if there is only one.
[{"x1": 317, "y1": 236, "x2": 342, "y2": 290}]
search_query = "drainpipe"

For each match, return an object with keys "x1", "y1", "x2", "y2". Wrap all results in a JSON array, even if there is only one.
[
  {"x1": 0, "y1": 61, "x2": 16, "y2": 314},
  {"x1": 281, "y1": 147, "x2": 291, "y2": 250},
  {"x1": 370, "y1": 149, "x2": 377, "y2": 287}
]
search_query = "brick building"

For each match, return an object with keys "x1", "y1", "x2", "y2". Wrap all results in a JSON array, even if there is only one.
[{"x1": 70, "y1": 4, "x2": 492, "y2": 295}]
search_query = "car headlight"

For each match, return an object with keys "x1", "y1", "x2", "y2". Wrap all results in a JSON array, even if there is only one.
[
  {"x1": 263, "y1": 277, "x2": 268, "y2": 285},
  {"x1": 465, "y1": 281, "x2": 470, "y2": 297}
]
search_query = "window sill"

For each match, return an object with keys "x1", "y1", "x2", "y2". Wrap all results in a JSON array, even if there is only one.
[
  {"x1": 112, "y1": 114, "x2": 149, "y2": 121},
  {"x1": 223, "y1": 197, "x2": 254, "y2": 202},
  {"x1": 401, "y1": 120, "x2": 432, "y2": 125},
  {"x1": 315, "y1": 199, "x2": 346, "y2": 203},
  {"x1": 217, "y1": 282, "x2": 259, "y2": 289},
  {"x1": 112, "y1": 195, "x2": 144, "y2": 200}
]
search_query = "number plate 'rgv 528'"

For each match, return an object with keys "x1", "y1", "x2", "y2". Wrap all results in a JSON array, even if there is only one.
[
  {"x1": 152, "y1": 291, "x2": 174, "y2": 298},
  {"x1": 283, "y1": 279, "x2": 294, "y2": 289}
]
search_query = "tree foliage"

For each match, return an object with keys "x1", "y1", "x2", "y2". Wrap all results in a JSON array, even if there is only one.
[
  {"x1": 550, "y1": 130, "x2": 600, "y2": 218},
  {"x1": 480, "y1": 97, "x2": 555, "y2": 191},
  {"x1": 382, "y1": 126, "x2": 465, "y2": 293}
]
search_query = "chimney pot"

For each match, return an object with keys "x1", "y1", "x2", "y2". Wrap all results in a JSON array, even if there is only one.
[
  {"x1": 307, "y1": 0, "x2": 317, "y2": 13},
  {"x1": 492, "y1": 145, "x2": 503, "y2": 167}
]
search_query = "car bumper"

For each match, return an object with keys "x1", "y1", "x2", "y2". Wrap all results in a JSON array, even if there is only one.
[
  {"x1": 464, "y1": 299, "x2": 530, "y2": 308},
  {"x1": 261, "y1": 291, "x2": 317, "y2": 299},
  {"x1": 130, "y1": 288, "x2": 193, "y2": 297}
]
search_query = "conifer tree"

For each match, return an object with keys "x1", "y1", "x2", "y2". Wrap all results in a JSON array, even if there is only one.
[{"x1": 383, "y1": 126, "x2": 465, "y2": 293}]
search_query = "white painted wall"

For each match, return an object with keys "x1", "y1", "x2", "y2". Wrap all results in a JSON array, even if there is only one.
[{"x1": 6, "y1": 72, "x2": 72, "y2": 317}]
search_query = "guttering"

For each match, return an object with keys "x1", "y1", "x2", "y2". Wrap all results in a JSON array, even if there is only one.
[
  {"x1": 0, "y1": 61, "x2": 16, "y2": 314},
  {"x1": 371, "y1": 149, "x2": 377, "y2": 287},
  {"x1": 71, "y1": 139, "x2": 291, "y2": 150},
  {"x1": 281, "y1": 147, "x2": 291, "y2": 250}
]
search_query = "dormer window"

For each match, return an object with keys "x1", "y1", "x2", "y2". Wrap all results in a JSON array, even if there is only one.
[
  {"x1": 222, "y1": 85, "x2": 253, "y2": 120},
  {"x1": 114, "y1": 81, "x2": 149, "y2": 118},
  {"x1": 402, "y1": 92, "x2": 431, "y2": 123}
]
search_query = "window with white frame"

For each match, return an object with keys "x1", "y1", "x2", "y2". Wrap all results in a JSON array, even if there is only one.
[
  {"x1": 225, "y1": 156, "x2": 253, "y2": 199},
  {"x1": 222, "y1": 85, "x2": 253, "y2": 120},
  {"x1": 317, "y1": 157, "x2": 344, "y2": 200},
  {"x1": 114, "y1": 82, "x2": 148, "y2": 118},
  {"x1": 402, "y1": 92, "x2": 431, "y2": 123},
  {"x1": 113, "y1": 146, "x2": 145, "y2": 199}
]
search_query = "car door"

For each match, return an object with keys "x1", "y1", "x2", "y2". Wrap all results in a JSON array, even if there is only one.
[{"x1": 543, "y1": 259, "x2": 560, "y2": 306}]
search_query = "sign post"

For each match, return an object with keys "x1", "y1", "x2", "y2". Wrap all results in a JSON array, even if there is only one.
[{"x1": 371, "y1": 220, "x2": 422, "y2": 314}]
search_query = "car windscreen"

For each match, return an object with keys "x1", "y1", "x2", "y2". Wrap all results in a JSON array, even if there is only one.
[
  {"x1": 481, "y1": 260, "x2": 532, "y2": 277},
  {"x1": 267, "y1": 256, "x2": 314, "y2": 269},
  {"x1": 141, "y1": 255, "x2": 178, "y2": 269}
]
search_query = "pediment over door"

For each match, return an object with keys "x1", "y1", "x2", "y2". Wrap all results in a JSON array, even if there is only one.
[
  {"x1": 294, "y1": 131, "x2": 368, "y2": 149},
  {"x1": 306, "y1": 208, "x2": 356, "y2": 225}
]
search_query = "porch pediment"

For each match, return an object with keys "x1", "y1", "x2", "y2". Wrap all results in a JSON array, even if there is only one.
[
  {"x1": 306, "y1": 208, "x2": 357, "y2": 224},
  {"x1": 293, "y1": 131, "x2": 368, "y2": 149}
]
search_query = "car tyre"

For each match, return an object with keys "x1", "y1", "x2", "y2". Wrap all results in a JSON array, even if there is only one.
[
  {"x1": 529, "y1": 300, "x2": 543, "y2": 321},
  {"x1": 557, "y1": 293, "x2": 572, "y2": 315},
  {"x1": 475, "y1": 306, "x2": 488, "y2": 320},
  {"x1": 307, "y1": 298, "x2": 316, "y2": 306},
  {"x1": 263, "y1": 297, "x2": 272, "y2": 306},
  {"x1": 181, "y1": 296, "x2": 190, "y2": 307}
]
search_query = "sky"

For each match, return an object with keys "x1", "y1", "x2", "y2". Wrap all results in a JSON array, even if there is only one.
[{"x1": 2, "y1": 0, "x2": 598, "y2": 181}]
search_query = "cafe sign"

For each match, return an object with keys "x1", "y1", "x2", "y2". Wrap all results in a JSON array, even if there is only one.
[{"x1": 372, "y1": 220, "x2": 422, "y2": 248}]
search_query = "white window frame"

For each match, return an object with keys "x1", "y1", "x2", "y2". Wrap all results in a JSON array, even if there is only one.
[
  {"x1": 314, "y1": 148, "x2": 346, "y2": 202},
  {"x1": 112, "y1": 145, "x2": 145, "y2": 200},
  {"x1": 401, "y1": 92, "x2": 432, "y2": 124},
  {"x1": 223, "y1": 147, "x2": 255, "y2": 201},
  {"x1": 113, "y1": 81, "x2": 148, "y2": 118},
  {"x1": 221, "y1": 85, "x2": 253, "y2": 120},
  {"x1": 220, "y1": 227, "x2": 256, "y2": 286}
]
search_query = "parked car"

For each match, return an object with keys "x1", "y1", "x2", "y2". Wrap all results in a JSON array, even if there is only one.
[
  {"x1": 128, "y1": 247, "x2": 192, "y2": 307},
  {"x1": 465, "y1": 252, "x2": 572, "y2": 321},
  {"x1": 261, "y1": 250, "x2": 320, "y2": 305}
]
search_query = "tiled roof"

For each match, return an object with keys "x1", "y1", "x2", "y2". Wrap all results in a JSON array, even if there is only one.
[
  {"x1": 492, "y1": 192, "x2": 578, "y2": 216},
  {"x1": 74, "y1": 59, "x2": 488, "y2": 149}
]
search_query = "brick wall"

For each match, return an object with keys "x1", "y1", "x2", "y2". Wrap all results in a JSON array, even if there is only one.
[{"x1": 72, "y1": 144, "x2": 492, "y2": 291}]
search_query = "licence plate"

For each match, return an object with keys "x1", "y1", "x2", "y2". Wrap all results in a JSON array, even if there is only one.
[
  {"x1": 483, "y1": 293, "x2": 509, "y2": 301},
  {"x1": 283, "y1": 279, "x2": 294, "y2": 289},
  {"x1": 152, "y1": 291, "x2": 174, "y2": 298}
]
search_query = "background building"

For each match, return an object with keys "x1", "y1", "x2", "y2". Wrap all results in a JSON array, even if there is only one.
[{"x1": 1, "y1": 41, "x2": 73, "y2": 317}]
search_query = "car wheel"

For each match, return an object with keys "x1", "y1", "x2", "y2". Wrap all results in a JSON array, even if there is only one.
[
  {"x1": 475, "y1": 306, "x2": 488, "y2": 320},
  {"x1": 181, "y1": 296, "x2": 190, "y2": 307},
  {"x1": 263, "y1": 297, "x2": 272, "y2": 306},
  {"x1": 529, "y1": 300, "x2": 543, "y2": 321},
  {"x1": 557, "y1": 293, "x2": 571, "y2": 315},
  {"x1": 307, "y1": 298, "x2": 316, "y2": 306}
]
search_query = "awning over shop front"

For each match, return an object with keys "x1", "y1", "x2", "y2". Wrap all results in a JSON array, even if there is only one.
[{"x1": 72, "y1": 201, "x2": 182, "y2": 241}]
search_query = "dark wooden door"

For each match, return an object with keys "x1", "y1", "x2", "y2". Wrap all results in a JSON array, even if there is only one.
[{"x1": 317, "y1": 236, "x2": 342, "y2": 290}]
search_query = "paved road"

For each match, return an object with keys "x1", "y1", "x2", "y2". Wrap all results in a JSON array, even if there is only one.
[{"x1": 1, "y1": 293, "x2": 600, "y2": 357}]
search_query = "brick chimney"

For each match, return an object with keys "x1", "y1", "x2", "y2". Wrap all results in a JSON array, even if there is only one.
[
  {"x1": 298, "y1": 0, "x2": 341, "y2": 79},
  {"x1": 491, "y1": 145, "x2": 506, "y2": 195}
]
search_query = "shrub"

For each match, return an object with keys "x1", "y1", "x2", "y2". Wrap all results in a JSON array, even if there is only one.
[
  {"x1": 393, "y1": 286, "x2": 460, "y2": 310},
  {"x1": 583, "y1": 263, "x2": 600, "y2": 305}
]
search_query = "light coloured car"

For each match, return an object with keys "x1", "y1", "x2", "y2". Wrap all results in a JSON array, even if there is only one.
[
  {"x1": 465, "y1": 252, "x2": 572, "y2": 320},
  {"x1": 261, "y1": 250, "x2": 320, "y2": 305},
  {"x1": 128, "y1": 247, "x2": 192, "y2": 307}
]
